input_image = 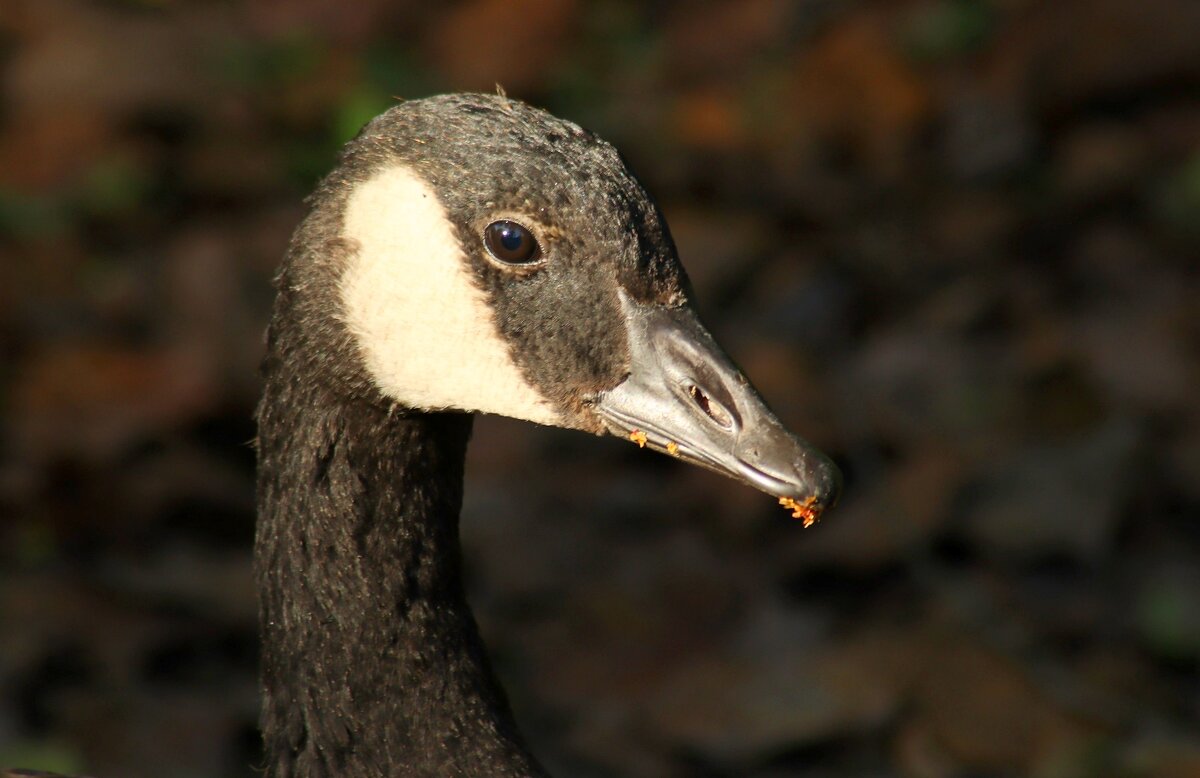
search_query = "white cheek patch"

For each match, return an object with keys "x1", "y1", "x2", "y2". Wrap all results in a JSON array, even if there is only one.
[{"x1": 339, "y1": 163, "x2": 561, "y2": 426}]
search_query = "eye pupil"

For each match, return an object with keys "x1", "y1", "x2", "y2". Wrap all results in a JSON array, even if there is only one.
[
  {"x1": 484, "y1": 220, "x2": 540, "y2": 265},
  {"x1": 499, "y1": 227, "x2": 523, "y2": 252}
]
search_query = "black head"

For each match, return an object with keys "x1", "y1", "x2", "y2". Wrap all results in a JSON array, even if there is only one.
[{"x1": 278, "y1": 93, "x2": 840, "y2": 515}]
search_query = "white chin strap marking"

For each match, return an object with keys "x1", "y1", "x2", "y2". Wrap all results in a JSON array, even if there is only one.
[{"x1": 339, "y1": 163, "x2": 560, "y2": 426}]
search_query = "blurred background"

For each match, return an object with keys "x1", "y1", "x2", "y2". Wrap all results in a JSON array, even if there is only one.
[{"x1": 1, "y1": 0, "x2": 1198, "y2": 776}]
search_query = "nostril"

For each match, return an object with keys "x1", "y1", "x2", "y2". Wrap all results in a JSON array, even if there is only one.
[{"x1": 688, "y1": 384, "x2": 733, "y2": 429}]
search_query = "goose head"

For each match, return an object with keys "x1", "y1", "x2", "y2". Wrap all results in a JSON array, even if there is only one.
[{"x1": 292, "y1": 93, "x2": 840, "y2": 515}]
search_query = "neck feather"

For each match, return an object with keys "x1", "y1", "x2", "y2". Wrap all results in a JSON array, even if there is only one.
[{"x1": 255, "y1": 368, "x2": 546, "y2": 777}]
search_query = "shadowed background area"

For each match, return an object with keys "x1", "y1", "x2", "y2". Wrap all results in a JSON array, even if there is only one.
[{"x1": 1, "y1": 1, "x2": 1199, "y2": 776}]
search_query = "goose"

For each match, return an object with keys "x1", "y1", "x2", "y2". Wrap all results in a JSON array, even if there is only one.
[{"x1": 5, "y1": 92, "x2": 841, "y2": 778}]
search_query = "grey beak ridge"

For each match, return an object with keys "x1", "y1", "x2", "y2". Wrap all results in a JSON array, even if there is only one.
[{"x1": 593, "y1": 291, "x2": 842, "y2": 523}]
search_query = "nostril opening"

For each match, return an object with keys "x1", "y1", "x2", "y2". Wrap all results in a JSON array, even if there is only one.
[{"x1": 688, "y1": 384, "x2": 733, "y2": 429}]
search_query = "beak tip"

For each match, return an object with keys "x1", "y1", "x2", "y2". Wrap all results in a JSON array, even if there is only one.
[
  {"x1": 774, "y1": 451, "x2": 842, "y2": 520},
  {"x1": 814, "y1": 456, "x2": 843, "y2": 510},
  {"x1": 776, "y1": 457, "x2": 841, "y2": 526}
]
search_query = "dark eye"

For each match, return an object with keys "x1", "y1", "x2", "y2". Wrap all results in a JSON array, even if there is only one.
[{"x1": 483, "y1": 220, "x2": 541, "y2": 265}]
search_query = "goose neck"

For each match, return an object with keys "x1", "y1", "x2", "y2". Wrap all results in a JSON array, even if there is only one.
[{"x1": 255, "y1": 382, "x2": 544, "y2": 777}]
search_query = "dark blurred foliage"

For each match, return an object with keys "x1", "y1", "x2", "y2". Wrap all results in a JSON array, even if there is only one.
[{"x1": 1, "y1": 0, "x2": 1199, "y2": 776}]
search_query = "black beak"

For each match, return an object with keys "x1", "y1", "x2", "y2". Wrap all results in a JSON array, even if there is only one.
[{"x1": 593, "y1": 291, "x2": 842, "y2": 524}]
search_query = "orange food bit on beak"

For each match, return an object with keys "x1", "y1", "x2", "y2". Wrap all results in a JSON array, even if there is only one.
[
  {"x1": 629, "y1": 429, "x2": 648, "y2": 448},
  {"x1": 666, "y1": 441, "x2": 679, "y2": 456},
  {"x1": 779, "y1": 495, "x2": 821, "y2": 528}
]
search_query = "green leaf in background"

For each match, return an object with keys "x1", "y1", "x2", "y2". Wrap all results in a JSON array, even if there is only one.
[
  {"x1": 0, "y1": 740, "x2": 86, "y2": 777},
  {"x1": 0, "y1": 189, "x2": 70, "y2": 242},
  {"x1": 215, "y1": 32, "x2": 325, "y2": 90},
  {"x1": 1138, "y1": 567, "x2": 1200, "y2": 662},
  {"x1": 78, "y1": 154, "x2": 149, "y2": 218},
  {"x1": 362, "y1": 45, "x2": 434, "y2": 104},
  {"x1": 1155, "y1": 150, "x2": 1200, "y2": 239},
  {"x1": 332, "y1": 85, "x2": 397, "y2": 146},
  {"x1": 903, "y1": 0, "x2": 996, "y2": 62}
]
